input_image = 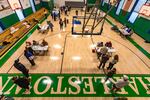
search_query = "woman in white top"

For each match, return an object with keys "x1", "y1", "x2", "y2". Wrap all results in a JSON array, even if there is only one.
[{"x1": 111, "y1": 75, "x2": 129, "y2": 92}]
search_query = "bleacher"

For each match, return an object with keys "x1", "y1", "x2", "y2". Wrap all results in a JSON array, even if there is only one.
[{"x1": 0, "y1": 8, "x2": 48, "y2": 57}]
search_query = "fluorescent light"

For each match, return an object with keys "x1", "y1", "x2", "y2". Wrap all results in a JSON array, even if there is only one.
[
  {"x1": 72, "y1": 56, "x2": 81, "y2": 61},
  {"x1": 85, "y1": 35, "x2": 91, "y2": 38},
  {"x1": 72, "y1": 35, "x2": 79, "y2": 38},
  {"x1": 74, "y1": 80, "x2": 81, "y2": 84},
  {"x1": 53, "y1": 44, "x2": 62, "y2": 49},
  {"x1": 43, "y1": 79, "x2": 53, "y2": 84},
  {"x1": 50, "y1": 56, "x2": 59, "y2": 61},
  {"x1": 58, "y1": 34, "x2": 62, "y2": 38}
]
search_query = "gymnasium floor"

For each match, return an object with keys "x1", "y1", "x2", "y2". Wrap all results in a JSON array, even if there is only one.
[{"x1": 0, "y1": 10, "x2": 150, "y2": 100}]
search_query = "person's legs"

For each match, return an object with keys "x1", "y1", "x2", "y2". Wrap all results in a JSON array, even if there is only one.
[
  {"x1": 102, "y1": 62, "x2": 106, "y2": 69},
  {"x1": 107, "y1": 63, "x2": 113, "y2": 70},
  {"x1": 109, "y1": 64, "x2": 114, "y2": 70},
  {"x1": 23, "y1": 70, "x2": 29, "y2": 78},
  {"x1": 29, "y1": 59, "x2": 35, "y2": 66},
  {"x1": 97, "y1": 52, "x2": 102, "y2": 59},
  {"x1": 111, "y1": 84, "x2": 117, "y2": 92},
  {"x1": 105, "y1": 76, "x2": 109, "y2": 82},
  {"x1": 98, "y1": 61, "x2": 103, "y2": 69}
]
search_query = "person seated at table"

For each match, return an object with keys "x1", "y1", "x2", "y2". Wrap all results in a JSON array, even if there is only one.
[
  {"x1": 41, "y1": 39, "x2": 48, "y2": 46},
  {"x1": 32, "y1": 40, "x2": 39, "y2": 46},
  {"x1": 32, "y1": 18, "x2": 39, "y2": 23},
  {"x1": 111, "y1": 25, "x2": 120, "y2": 33},
  {"x1": 105, "y1": 41, "x2": 112, "y2": 48},
  {"x1": 37, "y1": 24, "x2": 42, "y2": 30},
  {"x1": 26, "y1": 41, "x2": 32, "y2": 47},
  {"x1": 119, "y1": 25, "x2": 133, "y2": 37},
  {"x1": 23, "y1": 21, "x2": 31, "y2": 28},
  {"x1": 2, "y1": 41, "x2": 11, "y2": 46},
  {"x1": 10, "y1": 26, "x2": 18, "y2": 35}
]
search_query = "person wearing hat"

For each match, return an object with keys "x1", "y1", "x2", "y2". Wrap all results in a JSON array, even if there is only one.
[
  {"x1": 13, "y1": 59, "x2": 29, "y2": 78},
  {"x1": 111, "y1": 75, "x2": 129, "y2": 92}
]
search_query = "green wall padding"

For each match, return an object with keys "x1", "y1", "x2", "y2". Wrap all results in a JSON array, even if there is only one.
[
  {"x1": 41, "y1": 0, "x2": 54, "y2": 12},
  {"x1": 35, "y1": 4, "x2": 42, "y2": 11},
  {"x1": 0, "y1": 13, "x2": 19, "y2": 29},
  {"x1": 23, "y1": 7, "x2": 33, "y2": 17},
  {"x1": 87, "y1": 0, "x2": 96, "y2": 4}
]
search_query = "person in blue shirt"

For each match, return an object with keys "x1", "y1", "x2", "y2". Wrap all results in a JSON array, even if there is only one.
[{"x1": 24, "y1": 47, "x2": 35, "y2": 66}]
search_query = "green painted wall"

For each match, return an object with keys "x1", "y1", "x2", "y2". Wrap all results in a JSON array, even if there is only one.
[
  {"x1": 87, "y1": 0, "x2": 96, "y2": 4},
  {"x1": 41, "y1": 0, "x2": 54, "y2": 12},
  {"x1": 23, "y1": 7, "x2": 33, "y2": 17},
  {"x1": 0, "y1": 13, "x2": 19, "y2": 29},
  {"x1": 35, "y1": 4, "x2": 42, "y2": 11}
]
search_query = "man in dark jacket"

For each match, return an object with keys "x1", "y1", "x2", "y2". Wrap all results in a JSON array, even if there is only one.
[
  {"x1": 98, "y1": 54, "x2": 110, "y2": 69},
  {"x1": 12, "y1": 76, "x2": 30, "y2": 90},
  {"x1": 13, "y1": 59, "x2": 29, "y2": 78},
  {"x1": 24, "y1": 48, "x2": 35, "y2": 66}
]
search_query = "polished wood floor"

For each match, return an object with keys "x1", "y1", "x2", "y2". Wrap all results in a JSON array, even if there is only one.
[{"x1": 0, "y1": 10, "x2": 150, "y2": 100}]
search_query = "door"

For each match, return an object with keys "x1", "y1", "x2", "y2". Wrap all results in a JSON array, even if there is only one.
[{"x1": 29, "y1": 0, "x2": 36, "y2": 12}]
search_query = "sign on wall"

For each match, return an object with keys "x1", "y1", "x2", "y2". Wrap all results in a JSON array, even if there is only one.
[
  {"x1": 7, "y1": 0, "x2": 22, "y2": 10},
  {"x1": 34, "y1": 0, "x2": 41, "y2": 5},
  {"x1": 20, "y1": 0, "x2": 31, "y2": 9},
  {"x1": 0, "y1": 0, "x2": 14, "y2": 19}
]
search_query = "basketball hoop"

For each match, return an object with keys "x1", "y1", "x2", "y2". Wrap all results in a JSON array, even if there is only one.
[
  {"x1": 139, "y1": 4, "x2": 150, "y2": 17},
  {"x1": 13, "y1": 3, "x2": 21, "y2": 10}
]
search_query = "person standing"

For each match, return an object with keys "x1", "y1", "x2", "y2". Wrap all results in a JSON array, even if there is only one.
[
  {"x1": 104, "y1": 68, "x2": 116, "y2": 82},
  {"x1": 59, "y1": 18, "x2": 63, "y2": 30},
  {"x1": 64, "y1": 18, "x2": 67, "y2": 27},
  {"x1": 98, "y1": 54, "x2": 110, "y2": 69},
  {"x1": 24, "y1": 47, "x2": 35, "y2": 66},
  {"x1": 97, "y1": 46, "x2": 108, "y2": 59},
  {"x1": 47, "y1": 21, "x2": 54, "y2": 32},
  {"x1": 13, "y1": 59, "x2": 29, "y2": 78},
  {"x1": 12, "y1": 76, "x2": 30, "y2": 91},
  {"x1": 64, "y1": 6, "x2": 68, "y2": 16},
  {"x1": 111, "y1": 75, "x2": 129, "y2": 92},
  {"x1": 75, "y1": 10, "x2": 78, "y2": 16},
  {"x1": 107, "y1": 55, "x2": 119, "y2": 70},
  {"x1": 51, "y1": 11, "x2": 54, "y2": 20},
  {"x1": 54, "y1": 12, "x2": 57, "y2": 21}
]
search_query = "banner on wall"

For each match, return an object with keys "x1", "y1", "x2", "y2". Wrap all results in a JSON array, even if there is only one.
[
  {"x1": 121, "y1": 0, "x2": 136, "y2": 16},
  {"x1": 0, "y1": 0, "x2": 14, "y2": 19},
  {"x1": 34, "y1": 0, "x2": 41, "y2": 5},
  {"x1": 20, "y1": 0, "x2": 31, "y2": 9},
  {"x1": 8, "y1": 0, "x2": 22, "y2": 10}
]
